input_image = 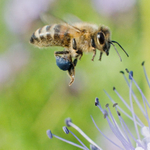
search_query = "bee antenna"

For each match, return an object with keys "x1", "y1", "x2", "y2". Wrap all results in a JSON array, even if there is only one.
[
  {"x1": 109, "y1": 41, "x2": 122, "y2": 62},
  {"x1": 111, "y1": 40, "x2": 129, "y2": 57}
]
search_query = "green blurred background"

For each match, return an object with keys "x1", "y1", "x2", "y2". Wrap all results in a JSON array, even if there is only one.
[{"x1": 0, "y1": 0, "x2": 150, "y2": 149}]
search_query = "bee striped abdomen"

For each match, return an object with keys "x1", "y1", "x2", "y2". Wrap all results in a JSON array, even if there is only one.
[{"x1": 30, "y1": 24, "x2": 71, "y2": 48}]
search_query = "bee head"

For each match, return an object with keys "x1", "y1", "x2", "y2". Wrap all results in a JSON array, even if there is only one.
[
  {"x1": 96, "y1": 26, "x2": 111, "y2": 56},
  {"x1": 96, "y1": 26, "x2": 129, "y2": 61}
]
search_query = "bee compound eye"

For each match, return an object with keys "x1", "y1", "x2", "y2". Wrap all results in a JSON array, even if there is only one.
[
  {"x1": 56, "y1": 56, "x2": 72, "y2": 71},
  {"x1": 97, "y1": 32, "x2": 105, "y2": 45}
]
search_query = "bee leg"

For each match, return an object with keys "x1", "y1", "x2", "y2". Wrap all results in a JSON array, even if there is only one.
[
  {"x1": 76, "y1": 50, "x2": 83, "y2": 60},
  {"x1": 67, "y1": 64, "x2": 75, "y2": 86},
  {"x1": 79, "y1": 51, "x2": 83, "y2": 60},
  {"x1": 91, "y1": 37, "x2": 96, "y2": 48},
  {"x1": 66, "y1": 58, "x2": 78, "y2": 86},
  {"x1": 54, "y1": 50, "x2": 76, "y2": 86},
  {"x1": 73, "y1": 38, "x2": 83, "y2": 60},
  {"x1": 72, "y1": 38, "x2": 83, "y2": 60},
  {"x1": 91, "y1": 37, "x2": 97, "y2": 61},
  {"x1": 73, "y1": 58, "x2": 78, "y2": 67},
  {"x1": 54, "y1": 51, "x2": 70, "y2": 56},
  {"x1": 99, "y1": 52, "x2": 103, "y2": 61},
  {"x1": 91, "y1": 49, "x2": 96, "y2": 61},
  {"x1": 54, "y1": 50, "x2": 72, "y2": 62},
  {"x1": 72, "y1": 38, "x2": 77, "y2": 50},
  {"x1": 67, "y1": 58, "x2": 78, "y2": 86}
]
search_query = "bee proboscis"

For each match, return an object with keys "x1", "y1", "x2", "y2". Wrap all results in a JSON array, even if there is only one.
[{"x1": 30, "y1": 20, "x2": 129, "y2": 86}]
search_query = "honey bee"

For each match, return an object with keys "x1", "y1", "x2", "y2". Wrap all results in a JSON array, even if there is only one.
[{"x1": 30, "y1": 21, "x2": 129, "y2": 86}]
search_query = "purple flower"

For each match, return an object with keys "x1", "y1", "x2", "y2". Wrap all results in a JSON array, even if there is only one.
[
  {"x1": 47, "y1": 62, "x2": 150, "y2": 150},
  {"x1": 92, "y1": 0, "x2": 136, "y2": 17},
  {"x1": 0, "y1": 43, "x2": 29, "y2": 84},
  {"x1": 4, "y1": 0, "x2": 54, "y2": 34}
]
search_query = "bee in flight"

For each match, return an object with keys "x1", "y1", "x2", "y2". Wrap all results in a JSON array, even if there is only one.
[{"x1": 30, "y1": 19, "x2": 129, "y2": 86}]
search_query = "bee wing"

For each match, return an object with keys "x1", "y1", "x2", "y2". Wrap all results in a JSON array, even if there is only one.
[
  {"x1": 62, "y1": 13, "x2": 82, "y2": 25},
  {"x1": 40, "y1": 13, "x2": 64, "y2": 24},
  {"x1": 39, "y1": 13, "x2": 82, "y2": 33}
]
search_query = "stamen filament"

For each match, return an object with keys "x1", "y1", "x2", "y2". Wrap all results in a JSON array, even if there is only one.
[
  {"x1": 91, "y1": 115, "x2": 124, "y2": 150},
  {"x1": 123, "y1": 70, "x2": 147, "y2": 116},
  {"x1": 131, "y1": 76, "x2": 150, "y2": 108},
  {"x1": 47, "y1": 130, "x2": 85, "y2": 149},
  {"x1": 120, "y1": 71, "x2": 130, "y2": 87},
  {"x1": 114, "y1": 88, "x2": 143, "y2": 127},
  {"x1": 106, "y1": 115, "x2": 130, "y2": 149},
  {"x1": 116, "y1": 111, "x2": 144, "y2": 148},
  {"x1": 142, "y1": 97, "x2": 150, "y2": 132},
  {"x1": 129, "y1": 80, "x2": 140, "y2": 141},
  {"x1": 116, "y1": 110, "x2": 134, "y2": 149},
  {"x1": 63, "y1": 126, "x2": 89, "y2": 150},
  {"x1": 142, "y1": 61, "x2": 150, "y2": 88},
  {"x1": 122, "y1": 116, "x2": 144, "y2": 148},
  {"x1": 106, "y1": 105, "x2": 130, "y2": 148},
  {"x1": 66, "y1": 120, "x2": 102, "y2": 150},
  {"x1": 104, "y1": 90, "x2": 142, "y2": 127}
]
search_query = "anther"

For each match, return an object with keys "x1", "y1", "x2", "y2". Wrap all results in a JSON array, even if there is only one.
[
  {"x1": 105, "y1": 104, "x2": 109, "y2": 108},
  {"x1": 65, "y1": 118, "x2": 72, "y2": 127},
  {"x1": 90, "y1": 144, "x2": 100, "y2": 150},
  {"x1": 125, "y1": 68, "x2": 129, "y2": 73},
  {"x1": 129, "y1": 71, "x2": 133, "y2": 80},
  {"x1": 120, "y1": 71, "x2": 124, "y2": 74},
  {"x1": 113, "y1": 103, "x2": 118, "y2": 107},
  {"x1": 46, "y1": 130, "x2": 53, "y2": 139},
  {"x1": 63, "y1": 126, "x2": 70, "y2": 134},
  {"x1": 95, "y1": 97, "x2": 99, "y2": 106},
  {"x1": 103, "y1": 110, "x2": 108, "y2": 119},
  {"x1": 117, "y1": 111, "x2": 121, "y2": 116},
  {"x1": 141, "y1": 61, "x2": 145, "y2": 66}
]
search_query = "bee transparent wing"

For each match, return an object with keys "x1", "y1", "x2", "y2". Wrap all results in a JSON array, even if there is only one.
[
  {"x1": 62, "y1": 13, "x2": 82, "y2": 25},
  {"x1": 39, "y1": 13, "x2": 82, "y2": 33},
  {"x1": 40, "y1": 13, "x2": 65, "y2": 25}
]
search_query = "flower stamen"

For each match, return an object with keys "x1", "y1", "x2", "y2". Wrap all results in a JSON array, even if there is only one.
[
  {"x1": 65, "y1": 118, "x2": 102, "y2": 150},
  {"x1": 141, "y1": 61, "x2": 150, "y2": 88},
  {"x1": 63, "y1": 126, "x2": 89, "y2": 150},
  {"x1": 46, "y1": 129, "x2": 86, "y2": 149},
  {"x1": 91, "y1": 115, "x2": 124, "y2": 150}
]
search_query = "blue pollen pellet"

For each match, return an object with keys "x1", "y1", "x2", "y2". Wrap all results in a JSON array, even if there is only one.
[{"x1": 56, "y1": 56, "x2": 72, "y2": 71}]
